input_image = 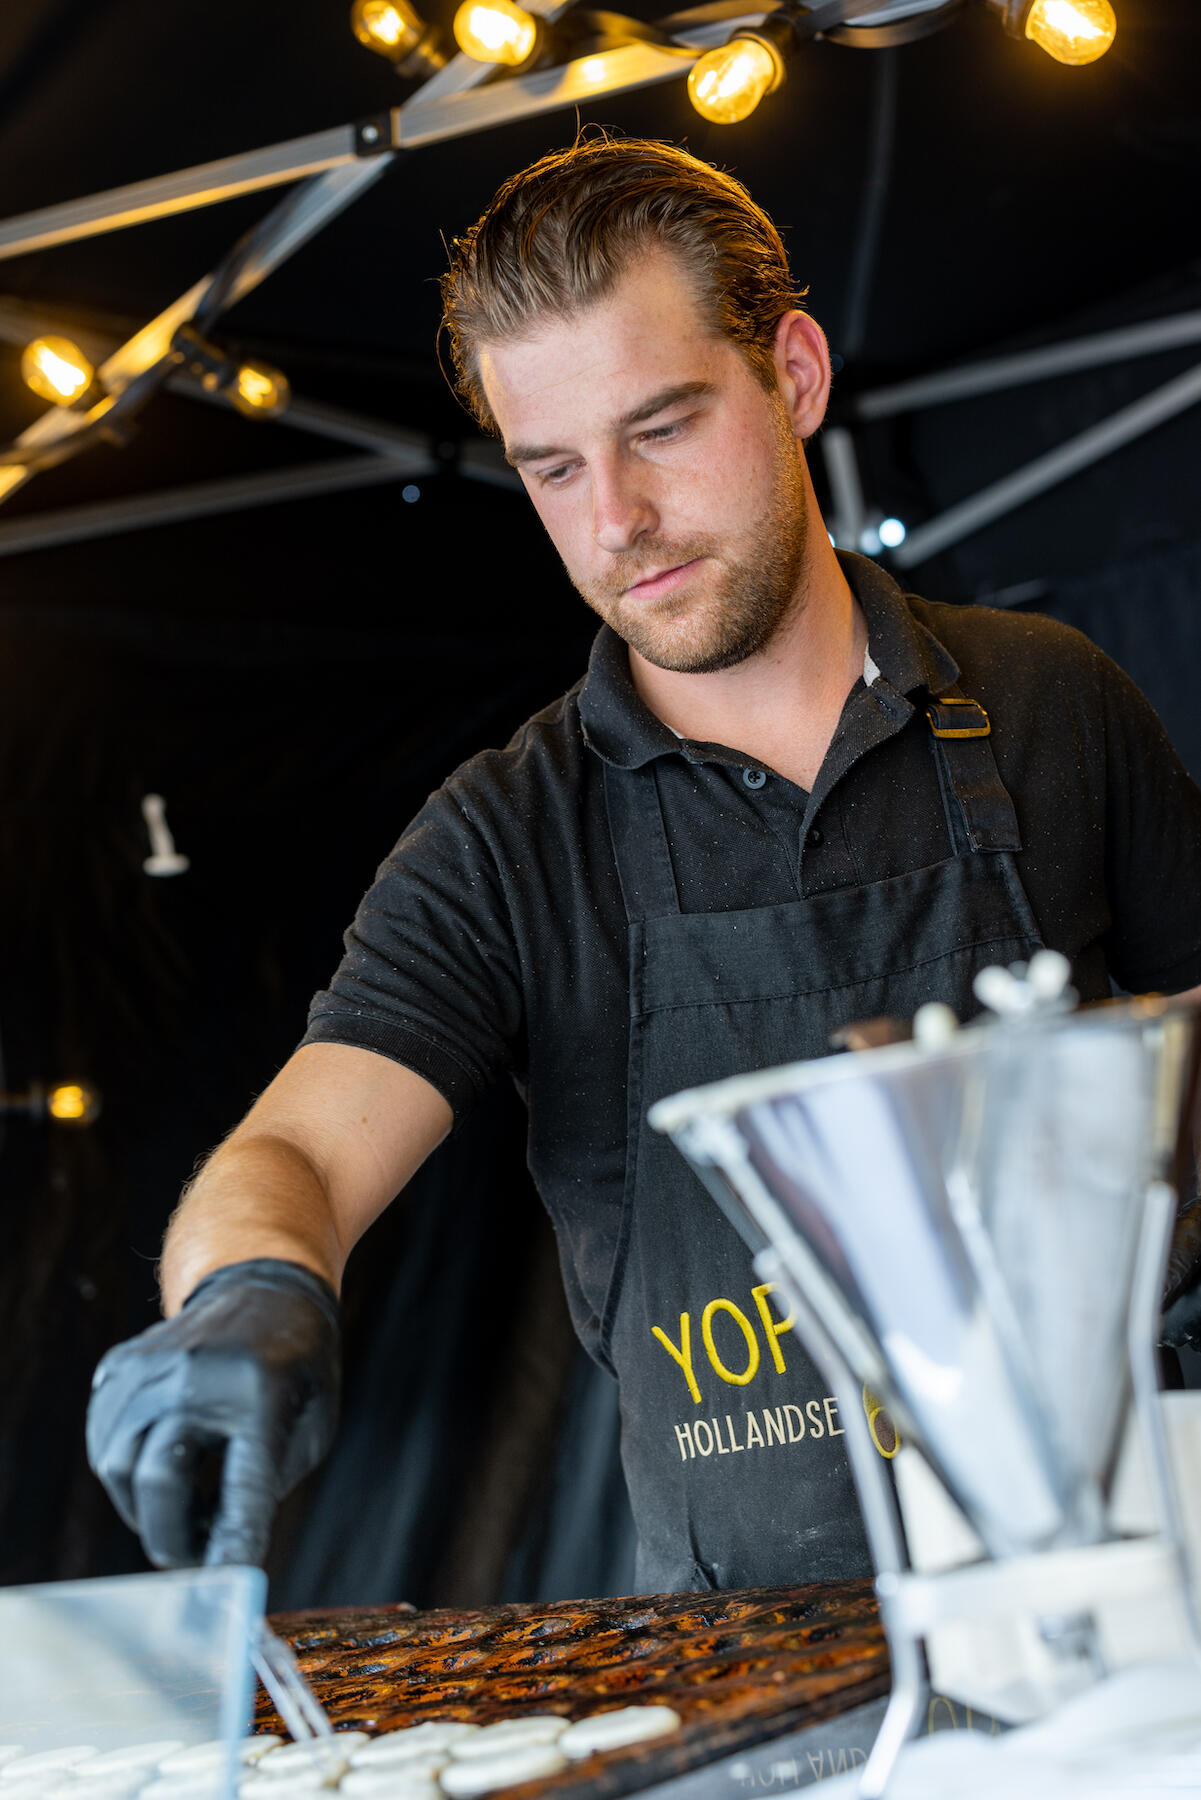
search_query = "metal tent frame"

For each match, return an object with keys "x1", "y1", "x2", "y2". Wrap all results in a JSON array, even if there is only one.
[{"x1": 0, "y1": 0, "x2": 1194, "y2": 569}]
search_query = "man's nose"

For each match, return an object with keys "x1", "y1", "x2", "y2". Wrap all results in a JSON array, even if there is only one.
[{"x1": 592, "y1": 463, "x2": 658, "y2": 554}]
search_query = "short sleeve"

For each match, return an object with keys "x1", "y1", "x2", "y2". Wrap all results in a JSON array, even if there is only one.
[
  {"x1": 1100, "y1": 653, "x2": 1201, "y2": 994},
  {"x1": 303, "y1": 780, "x2": 524, "y2": 1117}
]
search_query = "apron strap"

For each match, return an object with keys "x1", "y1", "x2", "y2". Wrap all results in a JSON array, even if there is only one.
[
  {"x1": 927, "y1": 686, "x2": 1023, "y2": 854},
  {"x1": 603, "y1": 760, "x2": 681, "y2": 921}
]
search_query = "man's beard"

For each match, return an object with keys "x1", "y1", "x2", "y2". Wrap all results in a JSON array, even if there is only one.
[{"x1": 570, "y1": 417, "x2": 810, "y2": 675}]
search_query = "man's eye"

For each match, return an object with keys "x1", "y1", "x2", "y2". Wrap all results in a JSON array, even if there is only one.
[
  {"x1": 538, "y1": 462, "x2": 577, "y2": 485},
  {"x1": 640, "y1": 419, "x2": 687, "y2": 444}
]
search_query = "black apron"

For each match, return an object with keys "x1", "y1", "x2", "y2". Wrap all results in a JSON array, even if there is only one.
[{"x1": 596, "y1": 690, "x2": 1048, "y2": 1593}]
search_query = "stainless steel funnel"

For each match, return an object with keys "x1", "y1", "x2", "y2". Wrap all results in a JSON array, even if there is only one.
[
  {"x1": 651, "y1": 981, "x2": 1201, "y2": 1794},
  {"x1": 650, "y1": 989, "x2": 1198, "y2": 1564}
]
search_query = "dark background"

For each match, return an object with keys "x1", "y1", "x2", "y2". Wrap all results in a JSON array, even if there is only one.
[{"x1": 0, "y1": 0, "x2": 1198, "y2": 1609}]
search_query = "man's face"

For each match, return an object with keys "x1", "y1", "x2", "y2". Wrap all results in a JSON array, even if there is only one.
[{"x1": 478, "y1": 250, "x2": 811, "y2": 675}]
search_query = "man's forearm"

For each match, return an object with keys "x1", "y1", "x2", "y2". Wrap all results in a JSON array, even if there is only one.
[{"x1": 160, "y1": 1133, "x2": 346, "y2": 1316}]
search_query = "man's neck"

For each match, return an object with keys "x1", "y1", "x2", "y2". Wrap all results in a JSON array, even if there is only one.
[{"x1": 628, "y1": 541, "x2": 868, "y2": 794}]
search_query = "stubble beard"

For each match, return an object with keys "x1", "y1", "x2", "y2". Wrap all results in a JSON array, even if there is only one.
[{"x1": 571, "y1": 414, "x2": 811, "y2": 676}]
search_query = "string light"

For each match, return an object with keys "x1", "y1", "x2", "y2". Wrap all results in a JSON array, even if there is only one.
[
  {"x1": 350, "y1": 0, "x2": 424, "y2": 58},
  {"x1": 0, "y1": 1081, "x2": 102, "y2": 1124},
  {"x1": 453, "y1": 0, "x2": 540, "y2": 66},
  {"x1": 1023, "y1": 0, "x2": 1115, "y2": 64},
  {"x1": 47, "y1": 1083, "x2": 100, "y2": 1125},
  {"x1": 687, "y1": 27, "x2": 786, "y2": 125},
  {"x1": 228, "y1": 361, "x2": 290, "y2": 419},
  {"x1": 20, "y1": 337, "x2": 94, "y2": 406},
  {"x1": 0, "y1": 0, "x2": 1136, "y2": 511}
]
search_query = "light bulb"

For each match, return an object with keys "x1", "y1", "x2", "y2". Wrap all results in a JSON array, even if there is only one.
[
  {"x1": 687, "y1": 35, "x2": 782, "y2": 125},
  {"x1": 351, "y1": 0, "x2": 423, "y2": 57},
  {"x1": 1024, "y1": 0, "x2": 1115, "y2": 65},
  {"x1": 230, "y1": 362, "x2": 290, "y2": 419},
  {"x1": 48, "y1": 1083, "x2": 100, "y2": 1125},
  {"x1": 878, "y1": 516, "x2": 907, "y2": 548},
  {"x1": 453, "y1": 0, "x2": 539, "y2": 66},
  {"x1": 20, "y1": 336, "x2": 93, "y2": 406}
]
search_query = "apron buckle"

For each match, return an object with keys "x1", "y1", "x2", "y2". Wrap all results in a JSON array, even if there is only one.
[{"x1": 927, "y1": 695, "x2": 991, "y2": 739}]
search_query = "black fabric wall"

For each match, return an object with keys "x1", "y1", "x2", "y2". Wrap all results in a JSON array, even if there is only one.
[{"x1": 0, "y1": 488, "x2": 636, "y2": 1606}]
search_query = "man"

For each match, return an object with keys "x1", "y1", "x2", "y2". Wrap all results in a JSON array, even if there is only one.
[{"x1": 87, "y1": 136, "x2": 1201, "y2": 1593}]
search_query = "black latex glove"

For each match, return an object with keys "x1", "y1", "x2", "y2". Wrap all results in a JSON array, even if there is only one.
[
  {"x1": 86, "y1": 1258, "x2": 340, "y2": 1569},
  {"x1": 1162, "y1": 1272, "x2": 1201, "y2": 1352}
]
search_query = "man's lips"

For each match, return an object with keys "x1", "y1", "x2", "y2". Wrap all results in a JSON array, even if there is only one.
[{"x1": 621, "y1": 557, "x2": 704, "y2": 600}]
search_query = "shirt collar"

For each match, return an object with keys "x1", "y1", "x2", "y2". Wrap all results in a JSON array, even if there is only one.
[{"x1": 578, "y1": 550, "x2": 960, "y2": 770}]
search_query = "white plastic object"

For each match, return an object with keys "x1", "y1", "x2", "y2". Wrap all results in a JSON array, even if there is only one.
[
  {"x1": 141, "y1": 793, "x2": 190, "y2": 876},
  {"x1": 912, "y1": 1002, "x2": 959, "y2": 1050},
  {"x1": 0, "y1": 1567, "x2": 263, "y2": 1788},
  {"x1": 1027, "y1": 948, "x2": 1072, "y2": 1000},
  {"x1": 972, "y1": 963, "x2": 1028, "y2": 1016},
  {"x1": 973, "y1": 950, "x2": 1073, "y2": 1018}
]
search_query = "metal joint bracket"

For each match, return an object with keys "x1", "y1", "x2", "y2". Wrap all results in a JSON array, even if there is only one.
[{"x1": 354, "y1": 111, "x2": 400, "y2": 155}]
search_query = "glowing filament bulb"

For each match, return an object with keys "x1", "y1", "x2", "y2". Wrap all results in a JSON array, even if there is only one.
[
  {"x1": 351, "y1": 0, "x2": 423, "y2": 55},
  {"x1": 21, "y1": 336, "x2": 93, "y2": 405},
  {"x1": 453, "y1": 0, "x2": 539, "y2": 65},
  {"x1": 48, "y1": 1083, "x2": 99, "y2": 1124},
  {"x1": 230, "y1": 362, "x2": 290, "y2": 418},
  {"x1": 688, "y1": 36, "x2": 782, "y2": 125},
  {"x1": 1024, "y1": 0, "x2": 1116, "y2": 64}
]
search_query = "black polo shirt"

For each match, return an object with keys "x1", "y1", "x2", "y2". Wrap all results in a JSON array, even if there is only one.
[{"x1": 305, "y1": 551, "x2": 1201, "y2": 1195}]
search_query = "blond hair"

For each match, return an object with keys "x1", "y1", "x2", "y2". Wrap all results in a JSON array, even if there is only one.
[{"x1": 440, "y1": 135, "x2": 807, "y2": 433}]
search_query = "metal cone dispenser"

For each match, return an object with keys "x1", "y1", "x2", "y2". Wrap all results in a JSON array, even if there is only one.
[{"x1": 649, "y1": 955, "x2": 1201, "y2": 1797}]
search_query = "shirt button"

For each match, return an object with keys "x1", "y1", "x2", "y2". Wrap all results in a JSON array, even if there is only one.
[
  {"x1": 742, "y1": 768, "x2": 767, "y2": 790},
  {"x1": 806, "y1": 825, "x2": 824, "y2": 847}
]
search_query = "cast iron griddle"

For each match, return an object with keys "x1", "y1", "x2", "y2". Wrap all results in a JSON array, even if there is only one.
[{"x1": 258, "y1": 1580, "x2": 888, "y2": 1799}]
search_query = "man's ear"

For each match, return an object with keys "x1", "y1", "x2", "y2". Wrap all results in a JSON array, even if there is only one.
[{"x1": 773, "y1": 310, "x2": 832, "y2": 440}]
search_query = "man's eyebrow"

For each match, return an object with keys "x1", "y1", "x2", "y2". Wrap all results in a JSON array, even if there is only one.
[{"x1": 504, "y1": 381, "x2": 716, "y2": 468}]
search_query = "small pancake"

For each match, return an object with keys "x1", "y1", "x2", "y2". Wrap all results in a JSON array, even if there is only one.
[
  {"x1": 0, "y1": 1746, "x2": 97, "y2": 1779},
  {"x1": 74, "y1": 1742, "x2": 185, "y2": 1777},
  {"x1": 449, "y1": 1720, "x2": 567, "y2": 1762},
  {"x1": 558, "y1": 1706, "x2": 681, "y2": 1758},
  {"x1": 439, "y1": 1745, "x2": 568, "y2": 1796}
]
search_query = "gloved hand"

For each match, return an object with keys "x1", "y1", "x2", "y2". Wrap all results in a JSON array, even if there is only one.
[
  {"x1": 1162, "y1": 1274, "x2": 1201, "y2": 1351},
  {"x1": 1162, "y1": 1198, "x2": 1201, "y2": 1351},
  {"x1": 86, "y1": 1258, "x2": 340, "y2": 1569}
]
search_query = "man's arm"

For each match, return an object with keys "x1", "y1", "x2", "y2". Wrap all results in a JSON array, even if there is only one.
[
  {"x1": 88, "y1": 1042, "x2": 454, "y2": 1568},
  {"x1": 160, "y1": 1041, "x2": 454, "y2": 1314}
]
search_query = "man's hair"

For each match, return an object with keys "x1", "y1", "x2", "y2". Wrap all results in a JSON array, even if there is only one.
[{"x1": 440, "y1": 134, "x2": 807, "y2": 434}]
